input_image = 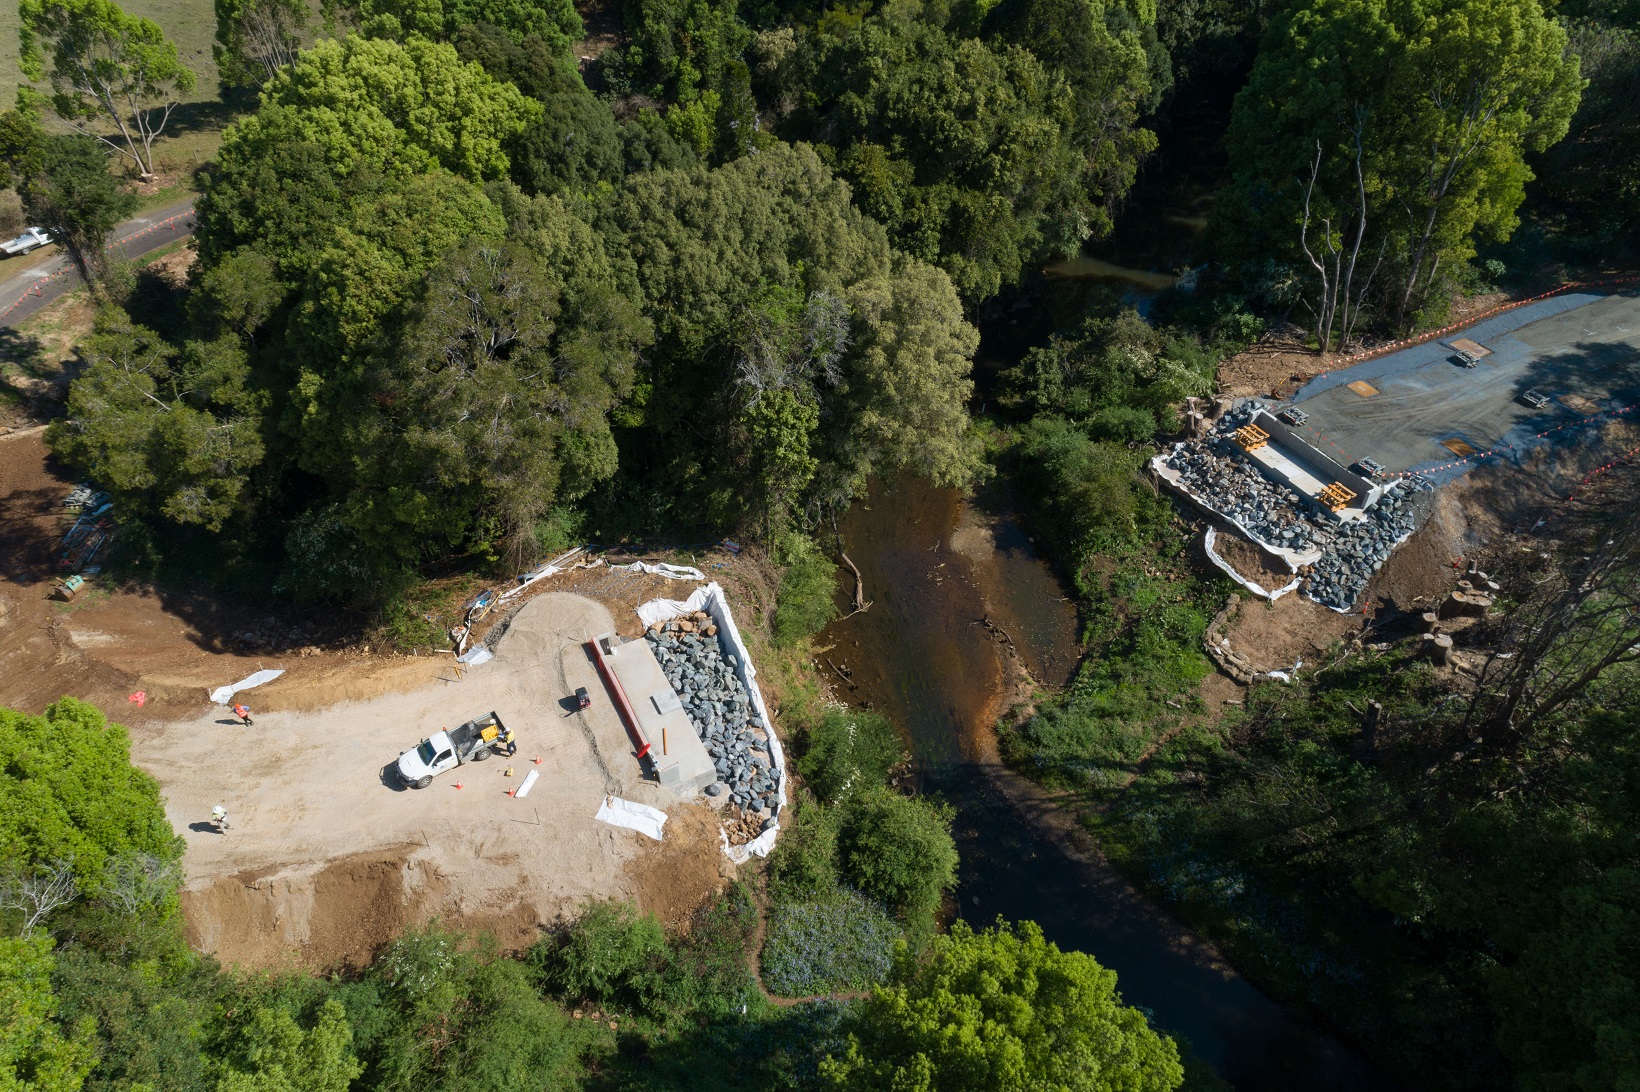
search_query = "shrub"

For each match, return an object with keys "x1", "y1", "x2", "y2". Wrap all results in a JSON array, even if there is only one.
[
  {"x1": 835, "y1": 790, "x2": 957, "y2": 920},
  {"x1": 795, "y1": 709, "x2": 905, "y2": 805},
  {"x1": 773, "y1": 534, "x2": 840, "y2": 647},
  {"x1": 766, "y1": 803, "x2": 841, "y2": 901},
  {"x1": 760, "y1": 887, "x2": 898, "y2": 997},
  {"x1": 527, "y1": 887, "x2": 761, "y2": 1025},
  {"x1": 527, "y1": 900, "x2": 668, "y2": 1008}
]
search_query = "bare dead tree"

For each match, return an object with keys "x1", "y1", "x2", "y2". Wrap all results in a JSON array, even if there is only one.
[
  {"x1": 1298, "y1": 115, "x2": 1386, "y2": 354},
  {"x1": 732, "y1": 291, "x2": 849, "y2": 402},
  {"x1": 1, "y1": 859, "x2": 80, "y2": 934},
  {"x1": 1333, "y1": 110, "x2": 1385, "y2": 350},
  {"x1": 98, "y1": 851, "x2": 183, "y2": 916},
  {"x1": 239, "y1": 0, "x2": 304, "y2": 83},
  {"x1": 1466, "y1": 491, "x2": 1640, "y2": 754},
  {"x1": 1297, "y1": 142, "x2": 1340, "y2": 351}
]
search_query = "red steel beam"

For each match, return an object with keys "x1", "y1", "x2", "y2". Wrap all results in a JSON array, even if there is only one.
[{"x1": 586, "y1": 638, "x2": 651, "y2": 761}]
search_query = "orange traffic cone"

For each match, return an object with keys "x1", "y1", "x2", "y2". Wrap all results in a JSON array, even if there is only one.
[
  {"x1": 533, "y1": 756, "x2": 543, "y2": 764},
  {"x1": 454, "y1": 781, "x2": 464, "y2": 790}
]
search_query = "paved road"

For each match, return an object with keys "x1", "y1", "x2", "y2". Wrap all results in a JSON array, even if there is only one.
[
  {"x1": 1286, "y1": 289, "x2": 1640, "y2": 475},
  {"x1": 0, "y1": 198, "x2": 198, "y2": 328}
]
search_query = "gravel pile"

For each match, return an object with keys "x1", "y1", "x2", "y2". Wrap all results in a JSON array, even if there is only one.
[
  {"x1": 646, "y1": 613, "x2": 780, "y2": 830},
  {"x1": 1165, "y1": 407, "x2": 1436, "y2": 611},
  {"x1": 1299, "y1": 490, "x2": 1420, "y2": 610},
  {"x1": 1168, "y1": 439, "x2": 1320, "y2": 549}
]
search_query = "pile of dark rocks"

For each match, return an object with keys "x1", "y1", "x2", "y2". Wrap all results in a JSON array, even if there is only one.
[
  {"x1": 1300, "y1": 489, "x2": 1420, "y2": 610},
  {"x1": 1167, "y1": 438, "x2": 1320, "y2": 550},
  {"x1": 1164, "y1": 406, "x2": 1435, "y2": 611},
  {"x1": 646, "y1": 613, "x2": 780, "y2": 829}
]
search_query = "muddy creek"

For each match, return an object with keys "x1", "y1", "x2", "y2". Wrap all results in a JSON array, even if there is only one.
[{"x1": 818, "y1": 478, "x2": 1391, "y2": 1090}]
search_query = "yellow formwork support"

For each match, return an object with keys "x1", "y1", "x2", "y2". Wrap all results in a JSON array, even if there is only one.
[
  {"x1": 1318, "y1": 482, "x2": 1357, "y2": 512},
  {"x1": 1233, "y1": 424, "x2": 1270, "y2": 452}
]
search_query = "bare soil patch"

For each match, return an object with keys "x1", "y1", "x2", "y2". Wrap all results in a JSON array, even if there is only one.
[
  {"x1": 144, "y1": 591, "x2": 728, "y2": 970},
  {"x1": 0, "y1": 431, "x2": 449, "y2": 720},
  {"x1": 1206, "y1": 528, "x2": 1295, "y2": 591},
  {"x1": 1216, "y1": 594, "x2": 1359, "y2": 676},
  {"x1": 1, "y1": 292, "x2": 94, "y2": 429},
  {"x1": 1218, "y1": 292, "x2": 1513, "y2": 399}
]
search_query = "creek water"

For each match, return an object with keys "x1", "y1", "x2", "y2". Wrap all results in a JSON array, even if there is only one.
[{"x1": 817, "y1": 479, "x2": 1393, "y2": 1090}]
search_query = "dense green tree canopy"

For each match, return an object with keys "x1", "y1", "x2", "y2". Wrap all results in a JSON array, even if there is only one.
[
  {"x1": 822, "y1": 920, "x2": 1184, "y2": 1091},
  {"x1": 0, "y1": 934, "x2": 96, "y2": 1092},
  {"x1": 781, "y1": 0, "x2": 1155, "y2": 301},
  {"x1": 213, "y1": 1000, "x2": 363, "y2": 1092},
  {"x1": 615, "y1": 0, "x2": 752, "y2": 101},
  {"x1": 217, "y1": 35, "x2": 540, "y2": 182},
  {"x1": 597, "y1": 142, "x2": 981, "y2": 526},
  {"x1": 50, "y1": 311, "x2": 266, "y2": 530},
  {"x1": 0, "y1": 699, "x2": 181, "y2": 890},
  {"x1": 355, "y1": 230, "x2": 651, "y2": 568},
  {"x1": 1215, "y1": 0, "x2": 1582, "y2": 330},
  {"x1": 352, "y1": 0, "x2": 583, "y2": 50}
]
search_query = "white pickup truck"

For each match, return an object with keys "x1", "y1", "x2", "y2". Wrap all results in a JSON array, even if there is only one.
[
  {"x1": 2, "y1": 227, "x2": 52, "y2": 256},
  {"x1": 395, "y1": 711, "x2": 512, "y2": 788}
]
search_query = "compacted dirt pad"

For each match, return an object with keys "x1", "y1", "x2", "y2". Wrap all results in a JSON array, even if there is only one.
[
  {"x1": 142, "y1": 591, "x2": 727, "y2": 969},
  {"x1": 2, "y1": 436, "x2": 729, "y2": 968}
]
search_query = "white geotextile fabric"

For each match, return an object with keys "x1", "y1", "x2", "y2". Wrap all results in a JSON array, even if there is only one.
[
  {"x1": 595, "y1": 795, "x2": 667, "y2": 840},
  {"x1": 1203, "y1": 529, "x2": 1300, "y2": 601},
  {"x1": 514, "y1": 769, "x2": 540, "y2": 798},
  {"x1": 210, "y1": 669, "x2": 284, "y2": 705},
  {"x1": 635, "y1": 582, "x2": 787, "y2": 863},
  {"x1": 616, "y1": 560, "x2": 707, "y2": 581},
  {"x1": 456, "y1": 646, "x2": 494, "y2": 666}
]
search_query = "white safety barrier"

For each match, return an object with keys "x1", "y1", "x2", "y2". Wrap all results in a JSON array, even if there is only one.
[
  {"x1": 635, "y1": 582, "x2": 786, "y2": 863},
  {"x1": 595, "y1": 795, "x2": 667, "y2": 841},
  {"x1": 1203, "y1": 529, "x2": 1300, "y2": 601},
  {"x1": 209, "y1": 669, "x2": 284, "y2": 705}
]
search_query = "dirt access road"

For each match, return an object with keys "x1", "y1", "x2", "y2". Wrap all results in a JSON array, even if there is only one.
[
  {"x1": 1, "y1": 430, "x2": 729, "y2": 967},
  {"x1": 0, "y1": 430, "x2": 445, "y2": 719}
]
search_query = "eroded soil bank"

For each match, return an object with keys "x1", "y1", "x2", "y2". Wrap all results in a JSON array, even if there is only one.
[{"x1": 819, "y1": 477, "x2": 1390, "y2": 1091}]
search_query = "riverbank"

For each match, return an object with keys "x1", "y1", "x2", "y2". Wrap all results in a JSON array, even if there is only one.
[{"x1": 819, "y1": 476, "x2": 1391, "y2": 1089}]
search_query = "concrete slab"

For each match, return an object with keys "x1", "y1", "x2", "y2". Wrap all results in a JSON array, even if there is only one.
[
  {"x1": 598, "y1": 634, "x2": 715, "y2": 796},
  {"x1": 1285, "y1": 290, "x2": 1640, "y2": 474}
]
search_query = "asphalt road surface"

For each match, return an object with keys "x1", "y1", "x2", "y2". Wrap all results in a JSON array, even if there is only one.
[
  {"x1": 1285, "y1": 289, "x2": 1640, "y2": 475},
  {"x1": 0, "y1": 198, "x2": 197, "y2": 328}
]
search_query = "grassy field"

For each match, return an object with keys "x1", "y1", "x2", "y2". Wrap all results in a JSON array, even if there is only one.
[{"x1": 1, "y1": 0, "x2": 222, "y2": 108}]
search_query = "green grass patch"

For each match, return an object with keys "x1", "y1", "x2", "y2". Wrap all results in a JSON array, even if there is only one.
[{"x1": 2, "y1": 0, "x2": 223, "y2": 109}]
